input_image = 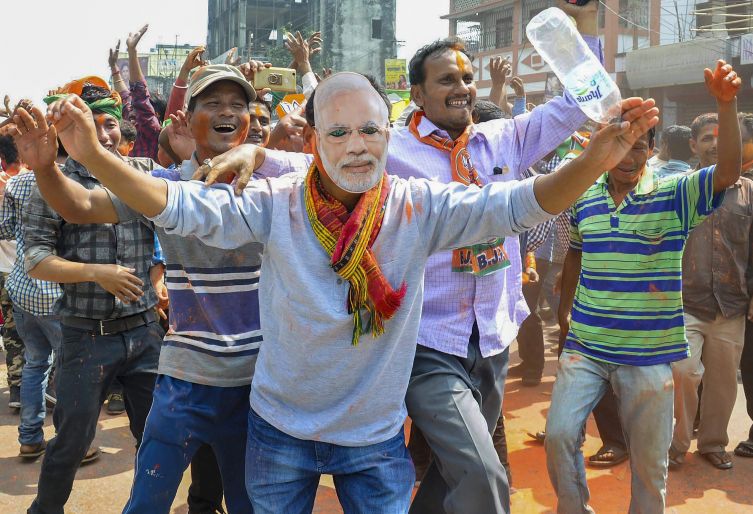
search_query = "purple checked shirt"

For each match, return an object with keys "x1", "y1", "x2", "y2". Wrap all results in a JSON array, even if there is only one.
[{"x1": 386, "y1": 36, "x2": 602, "y2": 358}]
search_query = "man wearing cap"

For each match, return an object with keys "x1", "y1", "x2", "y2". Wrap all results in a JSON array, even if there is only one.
[
  {"x1": 15, "y1": 66, "x2": 262, "y2": 513},
  {"x1": 24, "y1": 69, "x2": 658, "y2": 512},
  {"x1": 15, "y1": 79, "x2": 164, "y2": 514}
]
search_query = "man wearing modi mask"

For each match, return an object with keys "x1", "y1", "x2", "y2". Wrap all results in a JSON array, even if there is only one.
[{"x1": 23, "y1": 71, "x2": 658, "y2": 513}]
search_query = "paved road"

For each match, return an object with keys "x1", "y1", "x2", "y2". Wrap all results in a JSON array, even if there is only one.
[{"x1": 1, "y1": 328, "x2": 752, "y2": 513}]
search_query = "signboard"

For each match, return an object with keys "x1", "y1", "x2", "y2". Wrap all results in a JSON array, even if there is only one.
[
  {"x1": 742, "y1": 34, "x2": 753, "y2": 66},
  {"x1": 275, "y1": 93, "x2": 306, "y2": 119},
  {"x1": 385, "y1": 59, "x2": 408, "y2": 90},
  {"x1": 116, "y1": 57, "x2": 149, "y2": 84}
]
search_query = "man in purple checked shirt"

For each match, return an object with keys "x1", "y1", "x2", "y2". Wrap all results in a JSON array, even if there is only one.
[{"x1": 389, "y1": 2, "x2": 603, "y2": 513}]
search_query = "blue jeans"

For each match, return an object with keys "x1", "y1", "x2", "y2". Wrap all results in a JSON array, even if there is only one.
[
  {"x1": 14, "y1": 306, "x2": 61, "y2": 445},
  {"x1": 123, "y1": 375, "x2": 252, "y2": 514},
  {"x1": 545, "y1": 353, "x2": 673, "y2": 514},
  {"x1": 246, "y1": 409, "x2": 414, "y2": 514}
]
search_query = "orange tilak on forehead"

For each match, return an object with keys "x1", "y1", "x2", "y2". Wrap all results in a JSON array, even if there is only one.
[
  {"x1": 96, "y1": 114, "x2": 107, "y2": 125},
  {"x1": 713, "y1": 126, "x2": 719, "y2": 137},
  {"x1": 455, "y1": 50, "x2": 467, "y2": 74},
  {"x1": 254, "y1": 105, "x2": 262, "y2": 117}
]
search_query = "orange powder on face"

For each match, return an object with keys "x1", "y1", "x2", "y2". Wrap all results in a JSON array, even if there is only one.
[
  {"x1": 713, "y1": 126, "x2": 719, "y2": 137},
  {"x1": 254, "y1": 105, "x2": 262, "y2": 117},
  {"x1": 455, "y1": 50, "x2": 467, "y2": 74}
]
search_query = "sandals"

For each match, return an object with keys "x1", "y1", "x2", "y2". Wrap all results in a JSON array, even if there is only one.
[
  {"x1": 527, "y1": 431, "x2": 546, "y2": 444},
  {"x1": 734, "y1": 440, "x2": 753, "y2": 458},
  {"x1": 701, "y1": 451, "x2": 733, "y2": 470},
  {"x1": 587, "y1": 445, "x2": 628, "y2": 468}
]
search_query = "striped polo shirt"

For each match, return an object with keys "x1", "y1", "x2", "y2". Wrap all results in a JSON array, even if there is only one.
[{"x1": 566, "y1": 165, "x2": 722, "y2": 366}]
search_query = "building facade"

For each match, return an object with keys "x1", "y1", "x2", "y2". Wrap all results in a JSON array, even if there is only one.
[
  {"x1": 626, "y1": 0, "x2": 753, "y2": 126},
  {"x1": 443, "y1": 0, "x2": 753, "y2": 129},
  {"x1": 443, "y1": 0, "x2": 659, "y2": 105},
  {"x1": 206, "y1": 0, "x2": 397, "y2": 83}
]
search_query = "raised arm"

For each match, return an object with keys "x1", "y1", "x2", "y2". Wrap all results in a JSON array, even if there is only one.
[
  {"x1": 704, "y1": 60, "x2": 743, "y2": 193},
  {"x1": 487, "y1": 57, "x2": 512, "y2": 116},
  {"x1": 12, "y1": 106, "x2": 118, "y2": 223},
  {"x1": 167, "y1": 46, "x2": 206, "y2": 118},
  {"x1": 126, "y1": 24, "x2": 148, "y2": 84}
]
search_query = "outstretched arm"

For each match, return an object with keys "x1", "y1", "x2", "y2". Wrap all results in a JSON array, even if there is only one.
[
  {"x1": 38, "y1": 96, "x2": 167, "y2": 217},
  {"x1": 12, "y1": 106, "x2": 118, "y2": 223}
]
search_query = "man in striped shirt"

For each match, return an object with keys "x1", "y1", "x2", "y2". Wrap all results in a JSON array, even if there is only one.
[
  {"x1": 16, "y1": 65, "x2": 263, "y2": 514},
  {"x1": 546, "y1": 61, "x2": 743, "y2": 514}
]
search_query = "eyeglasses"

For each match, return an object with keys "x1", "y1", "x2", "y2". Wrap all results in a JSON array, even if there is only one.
[{"x1": 319, "y1": 124, "x2": 388, "y2": 144}]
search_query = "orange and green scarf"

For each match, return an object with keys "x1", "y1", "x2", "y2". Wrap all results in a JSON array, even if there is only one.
[
  {"x1": 408, "y1": 110, "x2": 509, "y2": 276},
  {"x1": 304, "y1": 143, "x2": 407, "y2": 345}
]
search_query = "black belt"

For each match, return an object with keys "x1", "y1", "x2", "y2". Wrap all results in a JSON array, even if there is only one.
[{"x1": 62, "y1": 310, "x2": 156, "y2": 336}]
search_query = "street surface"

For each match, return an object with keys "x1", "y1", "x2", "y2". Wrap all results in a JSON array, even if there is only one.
[{"x1": 1, "y1": 324, "x2": 751, "y2": 513}]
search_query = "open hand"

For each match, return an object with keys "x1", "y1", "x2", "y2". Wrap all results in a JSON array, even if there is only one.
[
  {"x1": 510, "y1": 77, "x2": 525, "y2": 97},
  {"x1": 704, "y1": 60, "x2": 741, "y2": 104},
  {"x1": 488, "y1": 57, "x2": 511, "y2": 87},
  {"x1": 12, "y1": 105, "x2": 58, "y2": 172},
  {"x1": 581, "y1": 97, "x2": 660, "y2": 172},
  {"x1": 93, "y1": 264, "x2": 144, "y2": 303},
  {"x1": 182, "y1": 46, "x2": 207, "y2": 74},
  {"x1": 108, "y1": 40, "x2": 121, "y2": 70},
  {"x1": 192, "y1": 144, "x2": 265, "y2": 195},
  {"x1": 126, "y1": 24, "x2": 149, "y2": 52},
  {"x1": 45, "y1": 95, "x2": 102, "y2": 165},
  {"x1": 285, "y1": 31, "x2": 321, "y2": 66},
  {"x1": 166, "y1": 110, "x2": 196, "y2": 162},
  {"x1": 225, "y1": 47, "x2": 242, "y2": 66}
]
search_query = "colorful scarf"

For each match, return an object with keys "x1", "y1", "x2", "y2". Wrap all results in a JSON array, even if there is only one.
[
  {"x1": 408, "y1": 110, "x2": 509, "y2": 276},
  {"x1": 304, "y1": 142, "x2": 407, "y2": 345}
]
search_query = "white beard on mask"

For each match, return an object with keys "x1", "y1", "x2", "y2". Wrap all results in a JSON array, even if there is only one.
[{"x1": 318, "y1": 142, "x2": 387, "y2": 194}]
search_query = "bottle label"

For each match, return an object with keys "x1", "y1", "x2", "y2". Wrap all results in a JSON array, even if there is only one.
[{"x1": 569, "y1": 69, "x2": 616, "y2": 106}]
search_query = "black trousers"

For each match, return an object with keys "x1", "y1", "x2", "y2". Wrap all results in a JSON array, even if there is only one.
[
  {"x1": 188, "y1": 444, "x2": 225, "y2": 513},
  {"x1": 741, "y1": 319, "x2": 753, "y2": 441}
]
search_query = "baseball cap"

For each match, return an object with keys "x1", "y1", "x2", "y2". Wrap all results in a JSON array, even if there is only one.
[{"x1": 188, "y1": 64, "x2": 256, "y2": 103}]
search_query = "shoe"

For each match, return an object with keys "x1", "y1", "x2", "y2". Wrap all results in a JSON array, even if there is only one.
[
  {"x1": 668, "y1": 450, "x2": 684, "y2": 470},
  {"x1": 587, "y1": 445, "x2": 629, "y2": 468},
  {"x1": 507, "y1": 364, "x2": 526, "y2": 377},
  {"x1": 701, "y1": 451, "x2": 733, "y2": 470},
  {"x1": 19, "y1": 440, "x2": 46, "y2": 459},
  {"x1": 81, "y1": 446, "x2": 101, "y2": 465},
  {"x1": 8, "y1": 385, "x2": 21, "y2": 409},
  {"x1": 527, "y1": 431, "x2": 546, "y2": 444},
  {"x1": 734, "y1": 440, "x2": 753, "y2": 458},
  {"x1": 521, "y1": 376, "x2": 542, "y2": 387},
  {"x1": 106, "y1": 392, "x2": 125, "y2": 415}
]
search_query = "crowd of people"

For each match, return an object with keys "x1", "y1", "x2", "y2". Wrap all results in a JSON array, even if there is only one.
[{"x1": 0, "y1": 1, "x2": 751, "y2": 513}]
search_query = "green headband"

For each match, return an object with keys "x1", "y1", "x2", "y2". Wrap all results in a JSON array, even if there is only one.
[{"x1": 43, "y1": 94, "x2": 123, "y2": 121}]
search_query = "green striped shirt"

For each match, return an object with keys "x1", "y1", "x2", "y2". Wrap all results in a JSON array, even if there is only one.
[{"x1": 567, "y1": 165, "x2": 721, "y2": 366}]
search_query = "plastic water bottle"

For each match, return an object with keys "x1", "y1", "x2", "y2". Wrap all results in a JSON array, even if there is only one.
[{"x1": 526, "y1": 7, "x2": 622, "y2": 124}]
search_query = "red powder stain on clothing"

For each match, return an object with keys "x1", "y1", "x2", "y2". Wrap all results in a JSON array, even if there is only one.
[
  {"x1": 414, "y1": 201, "x2": 424, "y2": 215},
  {"x1": 648, "y1": 283, "x2": 659, "y2": 293},
  {"x1": 405, "y1": 203, "x2": 413, "y2": 223}
]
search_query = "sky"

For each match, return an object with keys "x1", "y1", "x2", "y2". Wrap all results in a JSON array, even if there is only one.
[{"x1": 1, "y1": 0, "x2": 448, "y2": 106}]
